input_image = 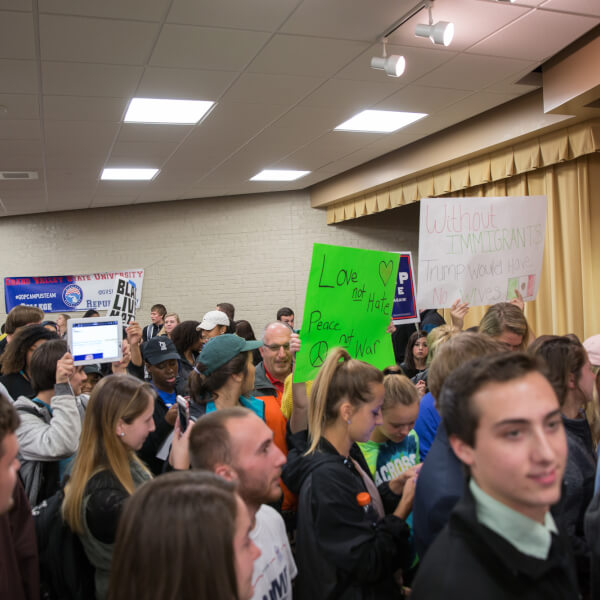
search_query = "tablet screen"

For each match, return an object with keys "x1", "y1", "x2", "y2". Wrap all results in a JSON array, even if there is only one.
[{"x1": 68, "y1": 316, "x2": 123, "y2": 365}]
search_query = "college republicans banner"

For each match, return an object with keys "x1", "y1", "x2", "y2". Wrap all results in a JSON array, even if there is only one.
[{"x1": 4, "y1": 269, "x2": 144, "y2": 313}]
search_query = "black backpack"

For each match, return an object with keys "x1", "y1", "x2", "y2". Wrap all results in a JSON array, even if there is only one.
[
  {"x1": 33, "y1": 488, "x2": 96, "y2": 600},
  {"x1": 15, "y1": 403, "x2": 61, "y2": 505}
]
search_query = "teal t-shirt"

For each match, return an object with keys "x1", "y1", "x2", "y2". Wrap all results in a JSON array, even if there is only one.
[
  {"x1": 205, "y1": 395, "x2": 265, "y2": 420},
  {"x1": 359, "y1": 430, "x2": 420, "y2": 486}
]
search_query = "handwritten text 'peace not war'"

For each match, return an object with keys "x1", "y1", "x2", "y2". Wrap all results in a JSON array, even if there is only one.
[
  {"x1": 305, "y1": 254, "x2": 392, "y2": 362},
  {"x1": 423, "y1": 203, "x2": 544, "y2": 255}
]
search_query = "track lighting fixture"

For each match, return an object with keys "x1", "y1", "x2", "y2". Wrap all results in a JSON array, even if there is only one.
[
  {"x1": 414, "y1": 1, "x2": 454, "y2": 46},
  {"x1": 370, "y1": 38, "x2": 406, "y2": 78},
  {"x1": 370, "y1": 0, "x2": 453, "y2": 78}
]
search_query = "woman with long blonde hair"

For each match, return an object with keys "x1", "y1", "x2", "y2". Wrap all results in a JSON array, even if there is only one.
[
  {"x1": 62, "y1": 375, "x2": 156, "y2": 600},
  {"x1": 282, "y1": 347, "x2": 414, "y2": 600}
]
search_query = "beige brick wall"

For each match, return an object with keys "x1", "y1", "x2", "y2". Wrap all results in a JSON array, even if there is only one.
[{"x1": 0, "y1": 191, "x2": 419, "y2": 332}]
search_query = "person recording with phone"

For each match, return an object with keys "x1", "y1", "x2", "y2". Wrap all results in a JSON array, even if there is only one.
[{"x1": 14, "y1": 339, "x2": 86, "y2": 505}]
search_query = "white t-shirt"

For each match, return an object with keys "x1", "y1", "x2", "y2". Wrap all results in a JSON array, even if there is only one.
[{"x1": 250, "y1": 505, "x2": 297, "y2": 600}]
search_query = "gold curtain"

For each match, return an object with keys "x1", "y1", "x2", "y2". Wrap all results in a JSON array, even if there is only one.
[
  {"x1": 439, "y1": 153, "x2": 600, "y2": 341},
  {"x1": 326, "y1": 119, "x2": 600, "y2": 225}
]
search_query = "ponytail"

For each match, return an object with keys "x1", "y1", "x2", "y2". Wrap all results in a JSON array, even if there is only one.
[
  {"x1": 306, "y1": 347, "x2": 383, "y2": 454},
  {"x1": 188, "y1": 352, "x2": 249, "y2": 405}
]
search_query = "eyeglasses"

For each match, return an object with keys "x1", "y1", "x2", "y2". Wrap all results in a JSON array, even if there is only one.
[{"x1": 263, "y1": 343, "x2": 290, "y2": 352}]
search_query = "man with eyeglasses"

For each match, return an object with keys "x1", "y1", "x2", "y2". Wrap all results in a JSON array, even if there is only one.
[{"x1": 252, "y1": 322, "x2": 293, "y2": 410}]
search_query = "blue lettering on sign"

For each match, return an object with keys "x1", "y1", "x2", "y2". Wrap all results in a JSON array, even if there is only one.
[{"x1": 73, "y1": 353, "x2": 103, "y2": 361}]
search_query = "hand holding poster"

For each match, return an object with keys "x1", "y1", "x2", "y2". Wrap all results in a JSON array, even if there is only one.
[
  {"x1": 417, "y1": 196, "x2": 547, "y2": 308},
  {"x1": 294, "y1": 243, "x2": 399, "y2": 383},
  {"x1": 107, "y1": 277, "x2": 137, "y2": 324}
]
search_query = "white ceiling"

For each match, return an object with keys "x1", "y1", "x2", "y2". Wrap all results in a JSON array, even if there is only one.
[{"x1": 0, "y1": 0, "x2": 598, "y2": 216}]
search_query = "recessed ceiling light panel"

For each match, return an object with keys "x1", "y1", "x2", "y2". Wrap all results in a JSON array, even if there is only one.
[
  {"x1": 124, "y1": 98, "x2": 215, "y2": 124},
  {"x1": 335, "y1": 109, "x2": 427, "y2": 133},
  {"x1": 101, "y1": 168, "x2": 159, "y2": 181},
  {"x1": 250, "y1": 169, "x2": 310, "y2": 182}
]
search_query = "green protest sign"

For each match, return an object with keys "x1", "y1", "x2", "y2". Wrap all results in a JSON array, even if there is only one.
[{"x1": 294, "y1": 243, "x2": 399, "y2": 382}]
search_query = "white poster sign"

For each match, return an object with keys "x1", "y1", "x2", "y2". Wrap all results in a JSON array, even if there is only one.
[
  {"x1": 107, "y1": 277, "x2": 137, "y2": 324},
  {"x1": 417, "y1": 196, "x2": 547, "y2": 308}
]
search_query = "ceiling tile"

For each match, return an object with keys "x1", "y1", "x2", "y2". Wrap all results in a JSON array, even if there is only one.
[
  {"x1": 90, "y1": 194, "x2": 136, "y2": 207},
  {"x1": 441, "y1": 91, "x2": 522, "y2": 119},
  {"x1": 108, "y1": 141, "x2": 179, "y2": 163},
  {"x1": 0, "y1": 1, "x2": 32, "y2": 10},
  {"x1": 0, "y1": 179, "x2": 44, "y2": 193},
  {"x1": 386, "y1": 0, "x2": 531, "y2": 52},
  {"x1": 96, "y1": 181, "x2": 152, "y2": 198},
  {"x1": 165, "y1": 101, "x2": 288, "y2": 170},
  {"x1": 374, "y1": 85, "x2": 472, "y2": 114},
  {"x1": 540, "y1": 0, "x2": 600, "y2": 15},
  {"x1": 469, "y1": 10, "x2": 599, "y2": 61},
  {"x1": 235, "y1": 125, "x2": 321, "y2": 167},
  {"x1": 43, "y1": 153, "x2": 105, "y2": 170},
  {"x1": 38, "y1": 0, "x2": 170, "y2": 22},
  {"x1": 0, "y1": 60, "x2": 38, "y2": 94},
  {"x1": 44, "y1": 121, "x2": 120, "y2": 158},
  {"x1": 0, "y1": 139, "x2": 42, "y2": 159},
  {"x1": 271, "y1": 105, "x2": 342, "y2": 132},
  {"x1": 150, "y1": 25, "x2": 270, "y2": 70},
  {"x1": 0, "y1": 154, "x2": 43, "y2": 171},
  {"x1": 197, "y1": 152, "x2": 273, "y2": 186},
  {"x1": 40, "y1": 15, "x2": 160, "y2": 65},
  {"x1": 149, "y1": 170, "x2": 202, "y2": 191},
  {"x1": 136, "y1": 67, "x2": 237, "y2": 100},
  {"x1": 280, "y1": 130, "x2": 384, "y2": 171},
  {"x1": 42, "y1": 62, "x2": 143, "y2": 97},
  {"x1": 45, "y1": 169, "x2": 99, "y2": 187},
  {"x1": 0, "y1": 119, "x2": 41, "y2": 139},
  {"x1": 300, "y1": 78, "x2": 402, "y2": 113},
  {"x1": 43, "y1": 95, "x2": 128, "y2": 121},
  {"x1": 223, "y1": 72, "x2": 323, "y2": 105},
  {"x1": 2, "y1": 194, "x2": 47, "y2": 213},
  {"x1": 336, "y1": 44, "x2": 457, "y2": 85},
  {"x1": 0, "y1": 11, "x2": 35, "y2": 59},
  {"x1": 0, "y1": 93, "x2": 39, "y2": 119},
  {"x1": 167, "y1": 0, "x2": 298, "y2": 31},
  {"x1": 485, "y1": 65, "x2": 543, "y2": 94},
  {"x1": 91, "y1": 195, "x2": 138, "y2": 207},
  {"x1": 117, "y1": 123, "x2": 193, "y2": 143},
  {"x1": 415, "y1": 54, "x2": 536, "y2": 91},
  {"x1": 247, "y1": 35, "x2": 368, "y2": 77},
  {"x1": 46, "y1": 190, "x2": 94, "y2": 211},
  {"x1": 280, "y1": 0, "x2": 413, "y2": 41}
]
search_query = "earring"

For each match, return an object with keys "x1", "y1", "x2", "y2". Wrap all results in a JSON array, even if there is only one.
[
  {"x1": 347, "y1": 419, "x2": 351, "y2": 425},
  {"x1": 118, "y1": 432, "x2": 125, "y2": 437}
]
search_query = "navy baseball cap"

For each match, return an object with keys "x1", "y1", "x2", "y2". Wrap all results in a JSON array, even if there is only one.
[{"x1": 143, "y1": 336, "x2": 181, "y2": 365}]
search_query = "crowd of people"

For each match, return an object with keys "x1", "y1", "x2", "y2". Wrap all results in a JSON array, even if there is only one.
[{"x1": 0, "y1": 296, "x2": 599, "y2": 600}]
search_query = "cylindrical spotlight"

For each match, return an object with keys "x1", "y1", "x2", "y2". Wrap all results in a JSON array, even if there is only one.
[
  {"x1": 370, "y1": 54, "x2": 406, "y2": 77},
  {"x1": 415, "y1": 20, "x2": 454, "y2": 46}
]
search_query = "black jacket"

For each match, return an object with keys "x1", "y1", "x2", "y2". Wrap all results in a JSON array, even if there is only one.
[
  {"x1": 557, "y1": 415, "x2": 596, "y2": 595},
  {"x1": 413, "y1": 424, "x2": 465, "y2": 558},
  {"x1": 411, "y1": 483, "x2": 580, "y2": 600},
  {"x1": 282, "y1": 430, "x2": 410, "y2": 600},
  {"x1": 137, "y1": 379, "x2": 186, "y2": 475}
]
